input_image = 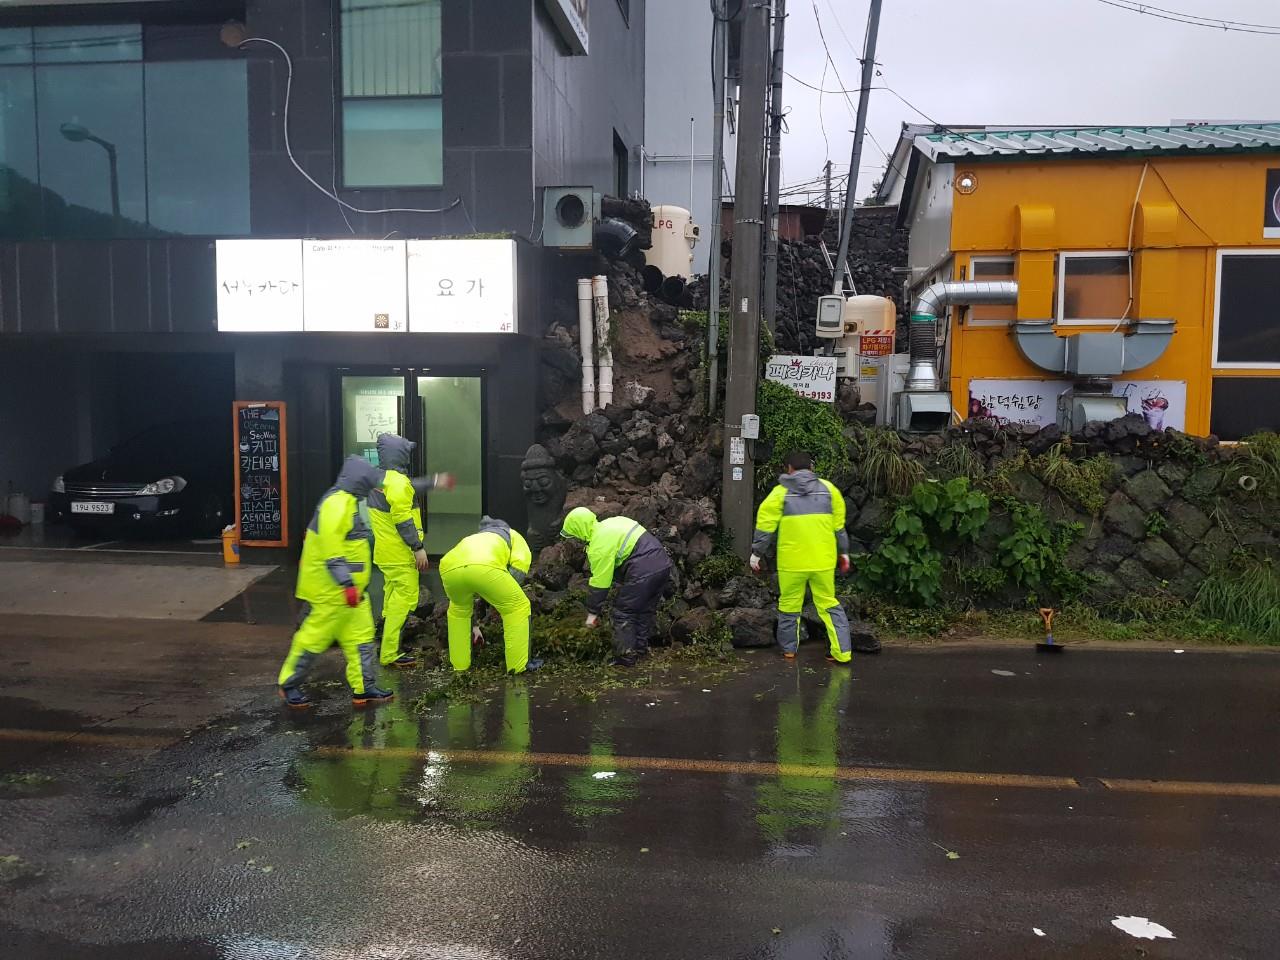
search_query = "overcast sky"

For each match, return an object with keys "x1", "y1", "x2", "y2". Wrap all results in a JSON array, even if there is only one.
[{"x1": 776, "y1": 0, "x2": 1280, "y2": 203}]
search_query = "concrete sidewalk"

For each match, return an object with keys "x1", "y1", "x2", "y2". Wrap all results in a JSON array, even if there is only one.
[{"x1": 0, "y1": 560, "x2": 273, "y2": 619}]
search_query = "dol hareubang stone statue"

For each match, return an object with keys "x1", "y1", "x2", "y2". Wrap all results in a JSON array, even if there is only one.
[{"x1": 520, "y1": 443, "x2": 568, "y2": 550}]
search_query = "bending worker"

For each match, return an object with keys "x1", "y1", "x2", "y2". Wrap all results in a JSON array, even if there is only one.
[
  {"x1": 750, "y1": 450, "x2": 853, "y2": 664},
  {"x1": 367, "y1": 433, "x2": 454, "y2": 669},
  {"x1": 561, "y1": 506, "x2": 672, "y2": 667},
  {"x1": 278, "y1": 456, "x2": 395, "y2": 710},
  {"x1": 439, "y1": 516, "x2": 540, "y2": 674}
]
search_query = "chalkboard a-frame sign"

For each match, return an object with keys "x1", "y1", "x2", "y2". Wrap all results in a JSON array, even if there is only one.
[{"x1": 233, "y1": 401, "x2": 289, "y2": 547}]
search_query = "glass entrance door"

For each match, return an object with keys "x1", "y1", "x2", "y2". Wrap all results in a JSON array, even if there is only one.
[
  {"x1": 339, "y1": 371, "x2": 483, "y2": 554},
  {"x1": 416, "y1": 375, "x2": 483, "y2": 553}
]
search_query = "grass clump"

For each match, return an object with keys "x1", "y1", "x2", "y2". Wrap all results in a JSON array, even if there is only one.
[
  {"x1": 1193, "y1": 561, "x2": 1280, "y2": 644},
  {"x1": 852, "y1": 427, "x2": 927, "y2": 496},
  {"x1": 1225, "y1": 432, "x2": 1280, "y2": 498}
]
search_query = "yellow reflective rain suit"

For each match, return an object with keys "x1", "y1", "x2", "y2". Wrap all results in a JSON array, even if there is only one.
[
  {"x1": 278, "y1": 456, "x2": 384, "y2": 695},
  {"x1": 560, "y1": 507, "x2": 672, "y2": 658},
  {"x1": 438, "y1": 517, "x2": 533, "y2": 673},
  {"x1": 752, "y1": 469, "x2": 852, "y2": 662},
  {"x1": 367, "y1": 433, "x2": 435, "y2": 665}
]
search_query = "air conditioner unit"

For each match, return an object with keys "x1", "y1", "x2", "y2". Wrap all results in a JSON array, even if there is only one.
[{"x1": 542, "y1": 186, "x2": 600, "y2": 250}]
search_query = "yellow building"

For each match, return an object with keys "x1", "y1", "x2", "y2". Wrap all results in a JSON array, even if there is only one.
[{"x1": 885, "y1": 122, "x2": 1280, "y2": 439}]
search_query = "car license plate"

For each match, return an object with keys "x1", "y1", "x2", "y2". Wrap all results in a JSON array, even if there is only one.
[{"x1": 71, "y1": 501, "x2": 115, "y2": 515}]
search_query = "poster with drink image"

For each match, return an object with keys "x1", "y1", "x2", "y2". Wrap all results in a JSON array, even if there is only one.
[{"x1": 968, "y1": 379, "x2": 1187, "y2": 431}]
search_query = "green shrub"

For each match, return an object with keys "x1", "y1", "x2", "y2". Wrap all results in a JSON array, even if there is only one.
[
  {"x1": 856, "y1": 478, "x2": 989, "y2": 607},
  {"x1": 756, "y1": 380, "x2": 851, "y2": 487},
  {"x1": 995, "y1": 499, "x2": 1085, "y2": 597},
  {"x1": 696, "y1": 551, "x2": 743, "y2": 588}
]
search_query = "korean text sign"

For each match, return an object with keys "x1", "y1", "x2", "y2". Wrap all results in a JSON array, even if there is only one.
[
  {"x1": 233, "y1": 402, "x2": 288, "y2": 547},
  {"x1": 215, "y1": 239, "x2": 518, "y2": 334},
  {"x1": 215, "y1": 239, "x2": 304, "y2": 332},
  {"x1": 765, "y1": 355, "x2": 838, "y2": 403},
  {"x1": 406, "y1": 239, "x2": 517, "y2": 333},
  {"x1": 967, "y1": 379, "x2": 1186, "y2": 431}
]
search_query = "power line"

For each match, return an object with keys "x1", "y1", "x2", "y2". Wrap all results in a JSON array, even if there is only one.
[{"x1": 1091, "y1": 0, "x2": 1280, "y2": 34}]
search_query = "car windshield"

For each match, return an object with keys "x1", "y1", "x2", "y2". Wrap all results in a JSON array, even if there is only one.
[{"x1": 110, "y1": 423, "x2": 194, "y2": 458}]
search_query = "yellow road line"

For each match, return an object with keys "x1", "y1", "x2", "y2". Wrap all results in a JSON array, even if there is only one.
[
  {"x1": 1101, "y1": 778, "x2": 1280, "y2": 799},
  {"x1": 4, "y1": 728, "x2": 1277, "y2": 800},
  {"x1": 0, "y1": 728, "x2": 173, "y2": 750},
  {"x1": 312, "y1": 746, "x2": 1078, "y2": 790},
  {"x1": 313, "y1": 746, "x2": 1280, "y2": 799}
]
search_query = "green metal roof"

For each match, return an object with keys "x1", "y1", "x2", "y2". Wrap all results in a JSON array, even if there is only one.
[{"x1": 914, "y1": 122, "x2": 1280, "y2": 162}]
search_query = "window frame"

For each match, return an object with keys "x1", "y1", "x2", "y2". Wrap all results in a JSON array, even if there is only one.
[
  {"x1": 1055, "y1": 250, "x2": 1132, "y2": 326},
  {"x1": 336, "y1": 0, "x2": 445, "y2": 191},
  {"x1": 1212, "y1": 247, "x2": 1280, "y2": 370},
  {"x1": 965, "y1": 254, "x2": 1017, "y2": 327}
]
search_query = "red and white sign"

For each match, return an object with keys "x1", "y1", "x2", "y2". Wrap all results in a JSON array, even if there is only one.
[{"x1": 765, "y1": 355, "x2": 838, "y2": 403}]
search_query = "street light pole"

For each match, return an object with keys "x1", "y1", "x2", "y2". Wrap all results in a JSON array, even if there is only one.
[
  {"x1": 102, "y1": 140, "x2": 120, "y2": 219},
  {"x1": 720, "y1": 0, "x2": 770, "y2": 559},
  {"x1": 60, "y1": 122, "x2": 121, "y2": 221}
]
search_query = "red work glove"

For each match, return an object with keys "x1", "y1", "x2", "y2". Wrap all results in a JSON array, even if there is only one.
[
  {"x1": 837, "y1": 554, "x2": 851, "y2": 575},
  {"x1": 344, "y1": 586, "x2": 360, "y2": 608}
]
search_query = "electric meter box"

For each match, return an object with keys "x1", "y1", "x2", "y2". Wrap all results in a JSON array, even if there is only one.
[
  {"x1": 815, "y1": 295, "x2": 845, "y2": 338},
  {"x1": 740, "y1": 414, "x2": 760, "y2": 440}
]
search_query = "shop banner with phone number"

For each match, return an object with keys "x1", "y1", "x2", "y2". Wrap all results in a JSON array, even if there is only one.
[{"x1": 765, "y1": 355, "x2": 838, "y2": 402}]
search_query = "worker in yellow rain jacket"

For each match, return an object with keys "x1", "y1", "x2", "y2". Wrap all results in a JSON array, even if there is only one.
[
  {"x1": 367, "y1": 433, "x2": 454, "y2": 669},
  {"x1": 277, "y1": 456, "x2": 395, "y2": 710},
  {"x1": 439, "y1": 517, "x2": 539, "y2": 674},
  {"x1": 561, "y1": 506, "x2": 672, "y2": 667},
  {"x1": 750, "y1": 450, "x2": 853, "y2": 664}
]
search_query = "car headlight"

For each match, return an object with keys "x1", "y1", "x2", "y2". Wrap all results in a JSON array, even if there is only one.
[
  {"x1": 137, "y1": 477, "x2": 187, "y2": 496},
  {"x1": 53, "y1": 475, "x2": 65, "y2": 494}
]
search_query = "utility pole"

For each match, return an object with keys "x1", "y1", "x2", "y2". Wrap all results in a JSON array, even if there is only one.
[
  {"x1": 823, "y1": 160, "x2": 833, "y2": 211},
  {"x1": 707, "y1": 0, "x2": 727, "y2": 416},
  {"x1": 761, "y1": 0, "x2": 787, "y2": 338},
  {"x1": 720, "y1": 0, "x2": 770, "y2": 559},
  {"x1": 829, "y1": 0, "x2": 883, "y2": 296}
]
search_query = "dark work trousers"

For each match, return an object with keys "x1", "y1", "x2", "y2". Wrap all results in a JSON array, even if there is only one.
[{"x1": 611, "y1": 536, "x2": 672, "y2": 656}]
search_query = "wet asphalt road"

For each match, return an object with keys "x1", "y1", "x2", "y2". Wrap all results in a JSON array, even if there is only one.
[{"x1": 1, "y1": 616, "x2": 1278, "y2": 959}]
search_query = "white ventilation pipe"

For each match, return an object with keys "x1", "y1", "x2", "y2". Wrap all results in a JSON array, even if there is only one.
[
  {"x1": 592, "y1": 275, "x2": 614, "y2": 409},
  {"x1": 577, "y1": 278, "x2": 597, "y2": 414}
]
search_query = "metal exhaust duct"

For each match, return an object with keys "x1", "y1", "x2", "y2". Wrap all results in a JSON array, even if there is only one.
[{"x1": 906, "y1": 281, "x2": 1019, "y2": 390}]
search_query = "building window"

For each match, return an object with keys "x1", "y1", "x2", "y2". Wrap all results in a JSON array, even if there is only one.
[
  {"x1": 0, "y1": 22, "x2": 247, "y2": 239},
  {"x1": 613, "y1": 131, "x2": 629, "y2": 198},
  {"x1": 1056, "y1": 252, "x2": 1130, "y2": 324},
  {"x1": 1210, "y1": 377, "x2": 1280, "y2": 440},
  {"x1": 1214, "y1": 251, "x2": 1280, "y2": 368},
  {"x1": 968, "y1": 256, "x2": 1016, "y2": 325},
  {"x1": 340, "y1": 0, "x2": 443, "y2": 188}
]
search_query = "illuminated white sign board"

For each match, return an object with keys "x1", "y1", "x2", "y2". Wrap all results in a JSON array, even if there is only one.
[
  {"x1": 214, "y1": 239, "x2": 304, "y2": 332},
  {"x1": 407, "y1": 239, "x2": 517, "y2": 333},
  {"x1": 302, "y1": 240, "x2": 408, "y2": 333},
  {"x1": 215, "y1": 239, "x2": 518, "y2": 334}
]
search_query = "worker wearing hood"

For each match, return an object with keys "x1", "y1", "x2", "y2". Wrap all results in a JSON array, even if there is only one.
[
  {"x1": 750, "y1": 450, "x2": 852, "y2": 664},
  {"x1": 278, "y1": 456, "x2": 396, "y2": 709},
  {"x1": 438, "y1": 517, "x2": 537, "y2": 674},
  {"x1": 367, "y1": 433, "x2": 455, "y2": 668},
  {"x1": 560, "y1": 506, "x2": 672, "y2": 667}
]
